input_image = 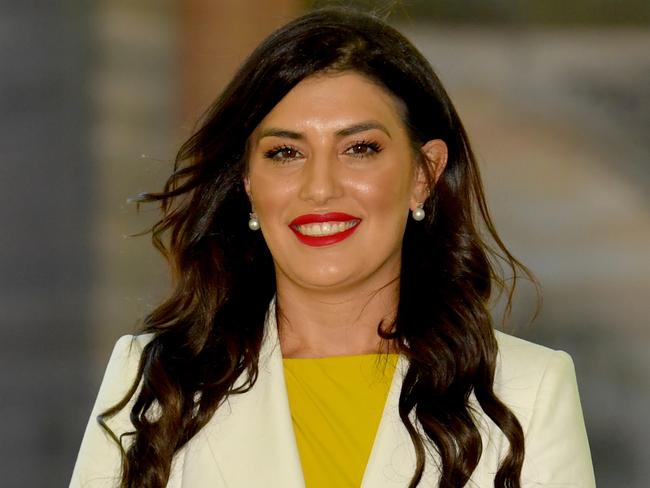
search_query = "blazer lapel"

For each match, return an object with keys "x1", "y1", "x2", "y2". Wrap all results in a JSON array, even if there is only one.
[
  {"x1": 180, "y1": 297, "x2": 305, "y2": 488},
  {"x1": 360, "y1": 356, "x2": 442, "y2": 487},
  {"x1": 177, "y1": 297, "x2": 444, "y2": 488}
]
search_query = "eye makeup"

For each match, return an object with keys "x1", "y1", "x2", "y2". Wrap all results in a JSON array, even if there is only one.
[{"x1": 263, "y1": 145, "x2": 303, "y2": 162}]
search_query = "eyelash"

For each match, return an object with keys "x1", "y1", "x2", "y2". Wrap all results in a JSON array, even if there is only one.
[
  {"x1": 263, "y1": 145, "x2": 301, "y2": 162},
  {"x1": 262, "y1": 140, "x2": 383, "y2": 163},
  {"x1": 345, "y1": 140, "x2": 383, "y2": 158}
]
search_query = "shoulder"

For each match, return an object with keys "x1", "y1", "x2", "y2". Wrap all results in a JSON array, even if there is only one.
[
  {"x1": 493, "y1": 330, "x2": 578, "y2": 431},
  {"x1": 70, "y1": 333, "x2": 155, "y2": 487},
  {"x1": 111, "y1": 333, "x2": 154, "y2": 362},
  {"x1": 110, "y1": 333, "x2": 155, "y2": 359},
  {"x1": 94, "y1": 334, "x2": 154, "y2": 411},
  {"x1": 494, "y1": 329, "x2": 573, "y2": 375},
  {"x1": 492, "y1": 331, "x2": 595, "y2": 486},
  {"x1": 493, "y1": 333, "x2": 595, "y2": 485}
]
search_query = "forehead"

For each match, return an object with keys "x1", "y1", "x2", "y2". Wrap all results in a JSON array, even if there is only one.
[{"x1": 254, "y1": 71, "x2": 408, "y2": 134}]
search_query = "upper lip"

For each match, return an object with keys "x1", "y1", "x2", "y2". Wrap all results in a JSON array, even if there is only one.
[{"x1": 289, "y1": 212, "x2": 360, "y2": 226}]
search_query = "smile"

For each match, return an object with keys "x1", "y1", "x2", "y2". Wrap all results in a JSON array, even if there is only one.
[
  {"x1": 289, "y1": 213, "x2": 361, "y2": 247},
  {"x1": 294, "y1": 220, "x2": 358, "y2": 236}
]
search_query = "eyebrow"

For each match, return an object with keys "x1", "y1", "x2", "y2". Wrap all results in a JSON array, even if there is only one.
[{"x1": 257, "y1": 120, "x2": 392, "y2": 141}]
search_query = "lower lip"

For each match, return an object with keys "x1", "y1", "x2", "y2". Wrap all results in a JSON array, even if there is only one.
[{"x1": 290, "y1": 222, "x2": 360, "y2": 247}]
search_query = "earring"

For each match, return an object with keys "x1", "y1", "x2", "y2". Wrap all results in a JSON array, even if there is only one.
[
  {"x1": 412, "y1": 204, "x2": 425, "y2": 222},
  {"x1": 248, "y1": 212, "x2": 260, "y2": 231}
]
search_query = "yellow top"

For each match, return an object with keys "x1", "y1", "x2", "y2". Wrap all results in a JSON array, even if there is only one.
[{"x1": 283, "y1": 353, "x2": 399, "y2": 488}]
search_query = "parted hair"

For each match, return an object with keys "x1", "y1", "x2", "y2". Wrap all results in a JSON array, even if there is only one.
[{"x1": 100, "y1": 6, "x2": 535, "y2": 488}]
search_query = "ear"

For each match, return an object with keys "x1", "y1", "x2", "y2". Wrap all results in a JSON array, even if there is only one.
[
  {"x1": 243, "y1": 174, "x2": 252, "y2": 200},
  {"x1": 410, "y1": 139, "x2": 448, "y2": 207}
]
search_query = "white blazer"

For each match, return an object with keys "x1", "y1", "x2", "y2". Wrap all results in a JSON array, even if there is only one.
[{"x1": 71, "y1": 300, "x2": 596, "y2": 487}]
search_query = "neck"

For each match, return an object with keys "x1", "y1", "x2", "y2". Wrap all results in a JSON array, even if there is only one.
[{"x1": 275, "y1": 275, "x2": 400, "y2": 359}]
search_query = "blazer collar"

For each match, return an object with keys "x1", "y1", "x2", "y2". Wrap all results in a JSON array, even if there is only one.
[{"x1": 177, "y1": 297, "x2": 439, "y2": 487}]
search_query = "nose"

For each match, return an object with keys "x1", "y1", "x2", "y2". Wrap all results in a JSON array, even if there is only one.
[{"x1": 298, "y1": 152, "x2": 343, "y2": 205}]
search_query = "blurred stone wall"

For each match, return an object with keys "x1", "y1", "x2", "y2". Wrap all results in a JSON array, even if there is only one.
[
  {"x1": 90, "y1": 0, "x2": 178, "y2": 363},
  {"x1": 0, "y1": 3, "x2": 94, "y2": 487},
  {"x1": 336, "y1": 0, "x2": 650, "y2": 24},
  {"x1": 180, "y1": 0, "x2": 301, "y2": 123}
]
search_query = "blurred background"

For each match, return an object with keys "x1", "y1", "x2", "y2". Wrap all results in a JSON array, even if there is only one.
[{"x1": 1, "y1": 1, "x2": 648, "y2": 486}]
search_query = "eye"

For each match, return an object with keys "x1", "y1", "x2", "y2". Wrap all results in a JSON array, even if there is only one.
[
  {"x1": 344, "y1": 140, "x2": 383, "y2": 158},
  {"x1": 263, "y1": 145, "x2": 304, "y2": 163}
]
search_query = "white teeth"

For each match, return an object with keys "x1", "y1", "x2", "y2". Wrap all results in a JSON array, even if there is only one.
[{"x1": 295, "y1": 220, "x2": 358, "y2": 237}]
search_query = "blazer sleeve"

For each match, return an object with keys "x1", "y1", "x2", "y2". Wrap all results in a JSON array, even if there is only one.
[
  {"x1": 520, "y1": 350, "x2": 596, "y2": 487},
  {"x1": 69, "y1": 335, "x2": 150, "y2": 488}
]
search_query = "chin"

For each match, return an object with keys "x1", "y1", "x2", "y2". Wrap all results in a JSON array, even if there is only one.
[
  {"x1": 299, "y1": 271, "x2": 354, "y2": 289},
  {"x1": 283, "y1": 263, "x2": 358, "y2": 290}
]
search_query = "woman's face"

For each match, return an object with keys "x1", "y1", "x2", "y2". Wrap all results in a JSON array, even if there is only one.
[{"x1": 245, "y1": 71, "x2": 446, "y2": 292}]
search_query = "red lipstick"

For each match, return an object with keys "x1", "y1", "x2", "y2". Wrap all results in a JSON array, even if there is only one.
[{"x1": 289, "y1": 212, "x2": 361, "y2": 247}]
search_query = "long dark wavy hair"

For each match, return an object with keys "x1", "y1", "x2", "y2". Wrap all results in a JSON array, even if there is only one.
[{"x1": 100, "y1": 6, "x2": 537, "y2": 488}]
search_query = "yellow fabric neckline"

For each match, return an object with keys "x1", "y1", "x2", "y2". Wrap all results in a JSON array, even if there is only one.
[
  {"x1": 283, "y1": 352, "x2": 400, "y2": 361},
  {"x1": 283, "y1": 352, "x2": 398, "y2": 487}
]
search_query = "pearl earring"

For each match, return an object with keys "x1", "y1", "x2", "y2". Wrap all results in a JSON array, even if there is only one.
[
  {"x1": 248, "y1": 212, "x2": 260, "y2": 231},
  {"x1": 412, "y1": 204, "x2": 425, "y2": 221}
]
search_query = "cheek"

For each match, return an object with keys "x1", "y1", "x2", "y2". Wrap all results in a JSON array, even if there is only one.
[
  {"x1": 249, "y1": 172, "x2": 294, "y2": 220},
  {"x1": 352, "y1": 166, "x2": 413, "y2": 215}
]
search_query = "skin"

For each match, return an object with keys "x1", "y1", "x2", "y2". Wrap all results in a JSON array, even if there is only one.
[{"x1": 245, "y1": 72, "x2": 447, "y2": 358}]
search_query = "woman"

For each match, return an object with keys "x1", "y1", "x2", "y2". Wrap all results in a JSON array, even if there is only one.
[{"x1": 71, "y1": 7, "x2": 595, "y2": 488}]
